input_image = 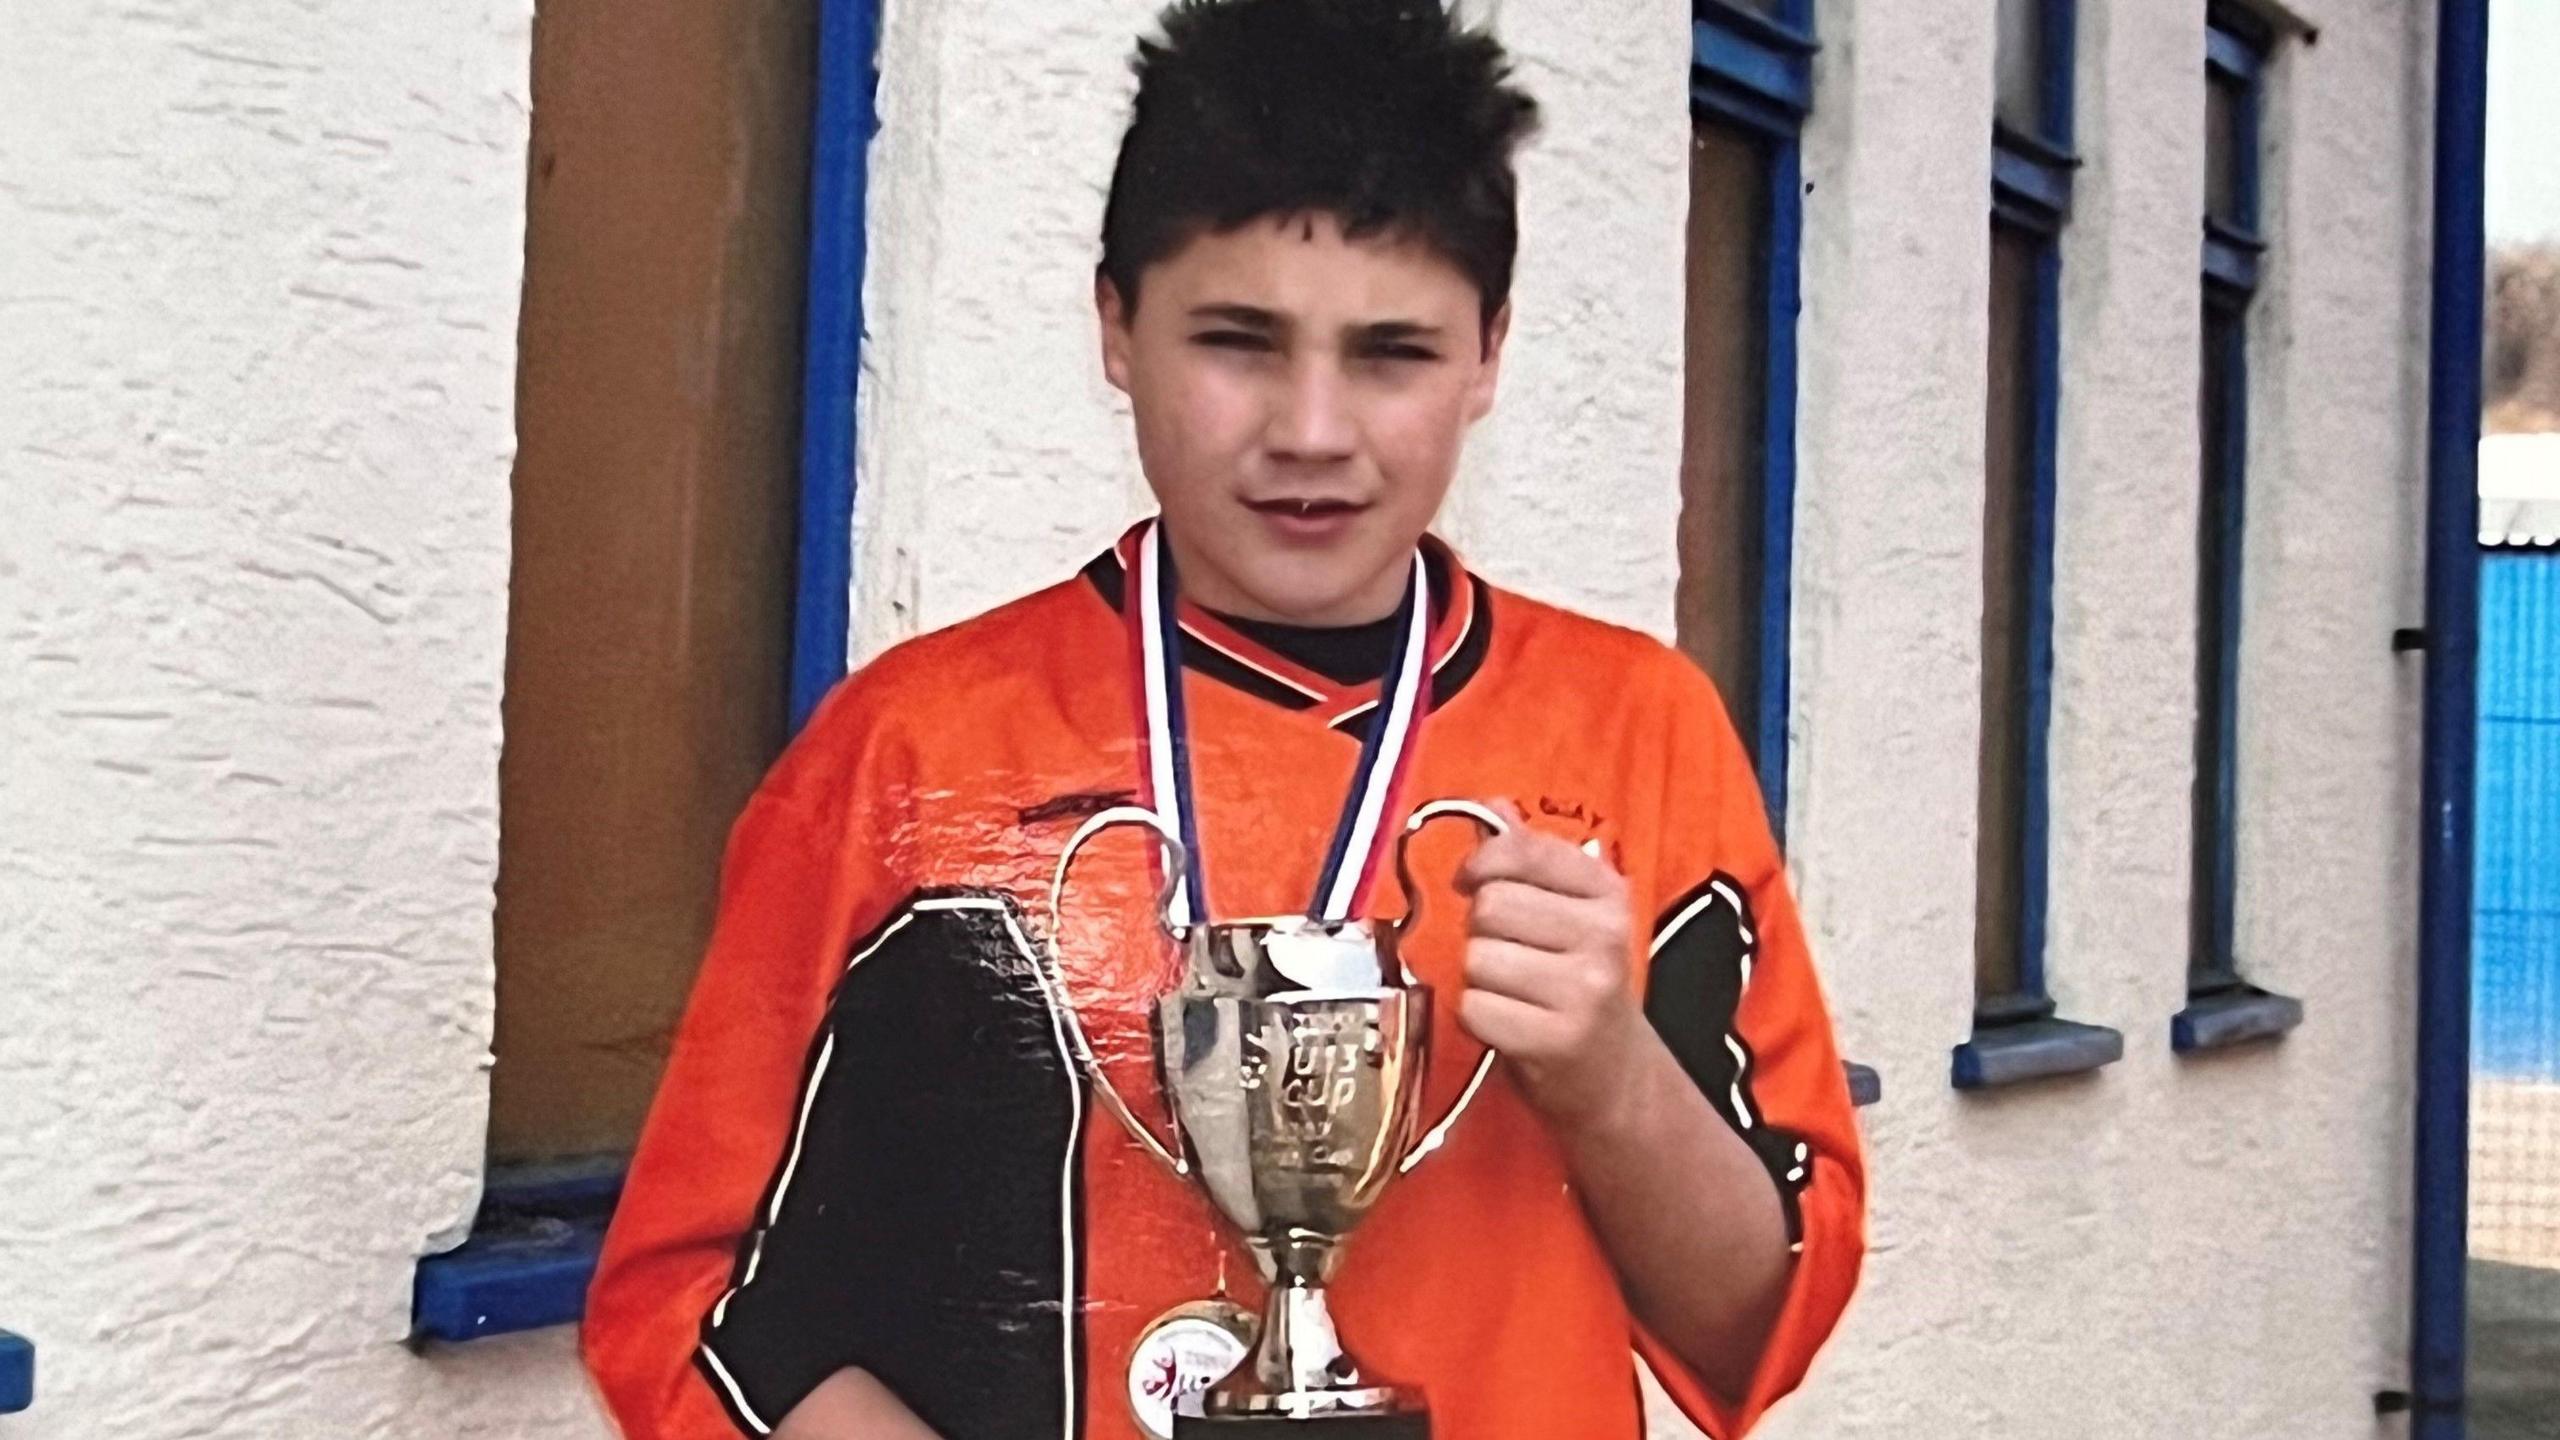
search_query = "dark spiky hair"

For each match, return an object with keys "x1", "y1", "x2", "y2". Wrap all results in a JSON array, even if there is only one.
[{"x1": 1099, "y1": 0, "x2": 1541, "y2": 330}]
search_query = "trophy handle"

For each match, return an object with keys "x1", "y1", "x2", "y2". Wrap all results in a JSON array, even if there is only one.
[
  {"x1": 1390, "y1": 798, "x2": 1509, "y2": 1175},
  {"x1": 1389, "y1": 797, "x2": 1509, "y2": 949},
  {"x1": 1046, "y1": 804, "x2": 1193, "y2": 1180}
]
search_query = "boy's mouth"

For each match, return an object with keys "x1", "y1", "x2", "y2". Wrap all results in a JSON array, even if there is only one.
[
  {"x1": 1243, "y1": 495, "x2": 1370, "y2": 543},
  {"x1": 1246, "y1": 497, "x2": 1366, "y2": 519}
]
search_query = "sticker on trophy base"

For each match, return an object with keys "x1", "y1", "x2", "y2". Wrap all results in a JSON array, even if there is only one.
[{"x1": 1128, "y1": 1300, "x2": 1256, "y2": 1440}]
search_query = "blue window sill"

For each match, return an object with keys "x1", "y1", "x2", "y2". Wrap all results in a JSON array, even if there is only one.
[
  {"x1": 412, "y1": 1157, "x2": 623, "y2": 1344},
  {"x1": 1952, "y1": 1016, "x2": 2124, "y2": 1090},
  {"x1": 1, "y1": 1329, "x2": 32, "y2": 1414},
  {"x1": 1845, "y1": 1061, "x2": 1882, "y2": 1108},
  {"x1": 2172, "y1": 986, "x2": 2304, "y2": 1053}
]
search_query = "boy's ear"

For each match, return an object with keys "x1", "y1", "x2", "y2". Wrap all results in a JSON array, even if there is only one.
[
  {"x1": 1096, "y1": 270, "x2": 1135, "y2": 397},
  {"x1": 1468, "y1": 301, "x2": 1514, "y2": 422}
]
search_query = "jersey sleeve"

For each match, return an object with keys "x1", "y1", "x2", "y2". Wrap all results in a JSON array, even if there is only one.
[
  {"x1": 1631, "y1": 654, "x2": 1867, "y2": 1438},
  {"x1": 581, "y1": 686, "x2": 907, "y2": 1440}
]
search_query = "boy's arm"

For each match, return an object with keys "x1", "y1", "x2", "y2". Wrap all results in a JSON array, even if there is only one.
[
  {"x1": 582, "y1": 739, "x2": 906, "y2": 1438},
  {"x1": 1456, "y1": 658, "x2": 1865, "y2": 1438},
  {"x1": 771, "y1": 1370, "x2": 941, "y2": 1440}
]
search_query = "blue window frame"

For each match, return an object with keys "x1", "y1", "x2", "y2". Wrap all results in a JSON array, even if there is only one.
[
  {"x1": 417, "y1": 0, "x2": 886, "y2": 1344},
  {"x1": 1690, "y1": 4, "x2": 1883, "y2": 1109},
  {"x1": 2176, "y1": 1, "x2": 2302, "y2": 1053},
  {"x1": 789, "y1": 0, "x2": 887, "y2": 730},
  {"x1": 1956, "y1": 0, "x2": 2124, "y2": 1088},
  {"x1": 1682, "y1": 0, "x2": 1813, "y2": 830}
]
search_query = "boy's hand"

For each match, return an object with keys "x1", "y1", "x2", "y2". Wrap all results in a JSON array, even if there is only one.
[{"x1": 1453, "y1": 800, "x2": 1650, "y2": 1127}]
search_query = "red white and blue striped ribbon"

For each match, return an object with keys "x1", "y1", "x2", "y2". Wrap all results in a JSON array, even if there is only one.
[{"x1": 1130, "y1": 519, "x2": 1433, "y2": 929}]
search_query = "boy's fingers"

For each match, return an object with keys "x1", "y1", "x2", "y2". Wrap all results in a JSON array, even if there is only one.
[
  {"x1": 1459, "y1": 826, "x2": 1620, "y2": 900},
  {"x1": 1462, "y1": 937, "x2": 1574, "y2": 1007},
  {"x1": 1455, "y1": 985, "x2": 1564, "y2": 1057},
  {"x1": 1467, "y1": 878, "x2": 1596, "y2": 952}
]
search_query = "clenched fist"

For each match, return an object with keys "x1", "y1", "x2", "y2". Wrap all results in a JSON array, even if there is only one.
[{"x1": 1454, "y1": 799, "x2": 1650, "y2": 1127}]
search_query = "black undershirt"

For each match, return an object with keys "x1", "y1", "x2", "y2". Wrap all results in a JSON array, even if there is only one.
[
  {"x1": 1203, "y1": 549, "x2": 1454, "y2": 688},
  {"x1": 1210, "y1": 610, "x2": 1403, "y2": 687}
]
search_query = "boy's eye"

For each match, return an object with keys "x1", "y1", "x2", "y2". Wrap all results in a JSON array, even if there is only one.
[
  {"x1": 1192, "y1": 329, "x2": 1274, "y2": 352},
  {"x1": 1357, "y1": 341, "x2": 1441, "y2": 363}
]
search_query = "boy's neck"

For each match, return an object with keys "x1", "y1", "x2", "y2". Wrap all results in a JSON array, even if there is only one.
[{"x1": 1158, "y1": 530, "x2": 1417, "y2": 629}]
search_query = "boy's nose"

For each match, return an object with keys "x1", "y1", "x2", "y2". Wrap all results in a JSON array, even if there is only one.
[{"x1": 1269, "y1": 358, "x2": 1356, "y2": 463}]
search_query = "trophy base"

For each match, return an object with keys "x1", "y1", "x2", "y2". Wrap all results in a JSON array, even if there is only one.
[{"x1": 1174, "y1": 1412, "x2": 1428, "y2": 1438}]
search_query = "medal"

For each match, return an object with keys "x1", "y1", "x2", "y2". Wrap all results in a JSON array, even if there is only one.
[{"x1": 1126, "y1": 1298, "x2": 1258, "y2": 1439}]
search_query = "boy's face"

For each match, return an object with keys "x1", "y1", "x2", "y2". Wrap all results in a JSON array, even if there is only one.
[{"x1": 1099, "y1": 212, "x2": 1510, "y2": 626}]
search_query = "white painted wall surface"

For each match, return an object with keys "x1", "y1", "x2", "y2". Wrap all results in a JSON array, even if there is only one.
[
  {"x1": 0, "y1": 0, "x2": 2433, "y2": 1436},
  {"x1": 1767, "y1": 0, "x2": 2427, "y2": 1436},
  {"x1": 0, "y1": 2, "x2": 608, "y2": 1436}
]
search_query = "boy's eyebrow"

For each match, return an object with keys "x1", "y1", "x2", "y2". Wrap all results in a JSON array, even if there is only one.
[
  {"x1": 1352, "y1": 320, "x2": 1446, "y2": 343},
  {"x1": 1187, "y1": 303, "x2": 1283, "y2": 329}
]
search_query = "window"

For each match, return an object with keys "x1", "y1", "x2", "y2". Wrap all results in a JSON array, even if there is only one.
[
  {"x1": 1680, "y1": 0, "x2": 1814, "y2": 828},
  {"x1": 1955, "y1": 0, "x2": 2124, "y2": 1088},
  {"x1": 2175, "y1": 2, "x2": 2302, "y2": 1053},
  {"x1": 417, "y1": 0, "x2": 877, "y2": 1342}
]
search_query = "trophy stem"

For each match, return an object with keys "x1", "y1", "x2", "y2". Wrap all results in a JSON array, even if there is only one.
[{"x1": 1257, "y1": 1277, "x2": 1356, "y2": 1397}]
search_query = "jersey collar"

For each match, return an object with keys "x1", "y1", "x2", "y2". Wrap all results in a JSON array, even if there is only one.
[{"x1": 1079, "y1": 521, "x2": 1492, "y2": 732}]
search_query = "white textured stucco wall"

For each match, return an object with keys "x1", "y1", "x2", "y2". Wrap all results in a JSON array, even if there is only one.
[
  {"x1": 0, "y1": 2, "x2": 607, "y2": 1436},
  {"x1": 0, "y1": 0, "x2": 2433, "y2": 1436},
  {"x1": 1768, "y1": 1, "x2": 2428, "y2": 1436}
]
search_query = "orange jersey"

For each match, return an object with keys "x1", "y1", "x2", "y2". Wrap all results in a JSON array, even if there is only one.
[{"x1": 583, "y1": 529, "x2": 1866, "y2": 1439}]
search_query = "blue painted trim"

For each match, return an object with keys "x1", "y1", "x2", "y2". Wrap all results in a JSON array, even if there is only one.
[
  {"x1": 2205, "y1": 26, "x2": 2264, "y2": 83},
  {"x1": 1952, "y1": 1016, "x2": 2123, "y2": 1090},
  {"x1": 1844, "y1": 1062, "x2": 1883, "y2": 1109},
  {"x1": 1756, "y1": 137, "x2": 1803, "y2": 831},
  {"x1": 2204, "y1": 310, "x2": 2247, "y2": 981},
  {"x1": 1691, "y1": 1, "x2": 1813, "y2": 836},
  {"x1": 2202, "y1": 231, "x2": 2262, "y2": 299},
  {"x1": 1691, "y1": 74, "x2": 1803, "y2": 140},
  {"x1": 788, "y1": 0, "x2": 886, "y2": 732},
  {"x1": 1689, "y1": 12, "x2": 1812, "y2": 117},
  {"x1": 2207, "y1": 0, "x2": 2279, "y2": 57},
  {"x1": 411, "y1": 1160, "x2": 624, "y2": 1344},
  {"x1": 0, "y1": 1331, "x2": 31, "y2": 1415},
  {"x1": 2172, "y1": 987, "x2": 2302, "y2": 1053},
  {"x1": 2412, "y1": 0, "x2": 2488, "y2": 1430},
  {"x1": 1992, "y1": 147, "x2": 2074, "y2": 234},
  {"x1": 2040, "y1": 0, "x2": 2079, "y2": 152},
  {"x1": 1697, "y1": 0, "x2": 1818, "y2": 54},
  {"x1": 414, "y1": 1221, "x2": 608, "y2": 1344},
  {"x1": 2207, "y1": 14, "x2": 2267, "y2": 245},
  {"x1": 2015, "y1": 235, "x2": 2063, "y2": 1002}
]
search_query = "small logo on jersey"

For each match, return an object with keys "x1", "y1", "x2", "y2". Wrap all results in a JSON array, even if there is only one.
[{"x1": 1127, "y1": 1304, "x2": 1254, "y2": 1439}]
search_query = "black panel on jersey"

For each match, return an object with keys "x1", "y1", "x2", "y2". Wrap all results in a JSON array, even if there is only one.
[
  {"x1": 698, "y1": 892, "x2": 1083, "y2": 1438},
  {"x1": 1642, "y1": 875, "x2": 1811, "y2": 1244}
]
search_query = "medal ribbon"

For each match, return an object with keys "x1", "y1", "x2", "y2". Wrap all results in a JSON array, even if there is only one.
[{"x1": 1129, "y1": 519, "x2": 1434, "y2": 928}]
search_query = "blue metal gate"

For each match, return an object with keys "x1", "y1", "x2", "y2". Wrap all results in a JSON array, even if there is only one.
[{"x1": 2469, "y1": 548, "x2": 2560, "y2": 1437}]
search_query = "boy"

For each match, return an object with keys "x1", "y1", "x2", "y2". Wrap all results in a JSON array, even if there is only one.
[{"x1": 582, "y1": 2, "x2": 1864, "y2": 1437}]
